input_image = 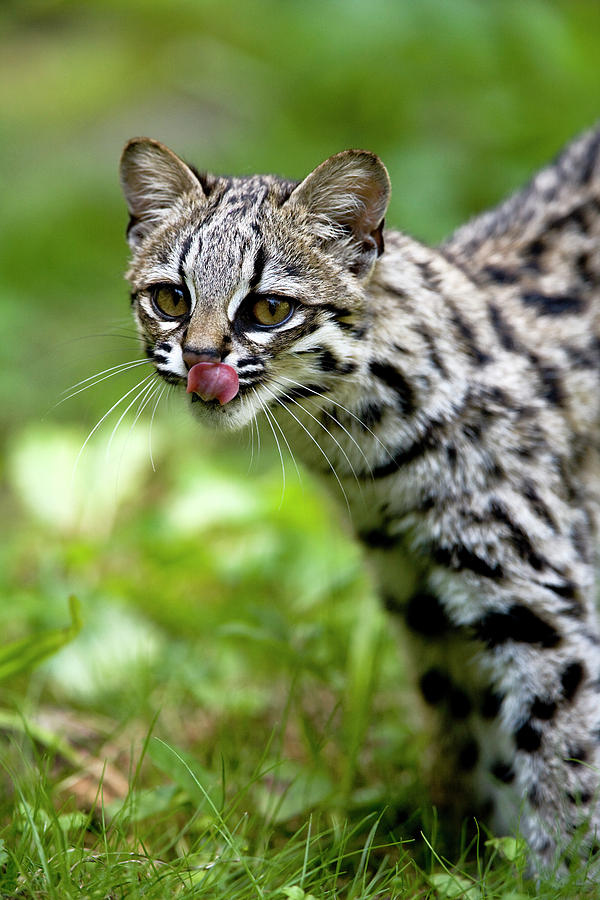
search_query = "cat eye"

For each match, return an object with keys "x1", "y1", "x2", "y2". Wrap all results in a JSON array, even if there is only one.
[
  {"x1": 251, "y1": 296, "x2": 294, "y2": 328},
  {"x1": 150, "y1": 284, "x2": 190, "y2": 319}
]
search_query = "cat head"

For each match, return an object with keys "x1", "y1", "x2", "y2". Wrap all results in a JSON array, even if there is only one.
[{"x1": 119, "y1": 138, "x2": 390, "y2": 430}]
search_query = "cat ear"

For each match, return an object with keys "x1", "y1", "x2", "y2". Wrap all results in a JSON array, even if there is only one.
[
  {"x1": 119, "y1": 138, "x2": 204, "y2": 249},
  {"x1": 288, "y1": 149, "x2": 391, "y2": 275}
]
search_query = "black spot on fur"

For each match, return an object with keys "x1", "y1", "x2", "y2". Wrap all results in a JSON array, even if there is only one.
[
  {"x1": 481, "y1": 689, "x2": 503, "y2": 719},
  {"x1": 571, "y1": 522, "x2": 590, "y2": 563},
  {"x1": 371, "y1": 434, "x2": 435, "y2": 478},
  {"x1": 576, "y1": 251, "x2": 593, "y2": 284},
  {"x1": 370, "y1": 360, "x2": 416, "y2": 416},
  {"x1": 445, "y1": 445, "x2": 458, "y2": 467},
  {"x1": 419, "y1": 325, "x2": 448, "y2": 376},
  {"x1": 561, "y1": 662, "x2": 584, "y2": 702},
  {"x1": 543, "y1": 580, "x2": 583, "y2": 616},
  {"x1": 358, "y1": 402, "x2": 384, "y2": 429},
  {"x1": 405, "y1": 592, "x2": 452, "y2": 636},
  {"x1": 417, "y1": 259, "x2": 442, "y2": 290},
  {"x1": 458, "y1": 740, "x2": 479, "y2": 771},
  {"x1": 488, "y1": 500, "x2": 548, "y2": 570},
  {"x1": 531, "y1": 697, "x2": 557, "y2": 720},
  {"x1": 484, "y1": 266, "x2": 518, "y2": 285},
  {"x1": 419, "y1": 668, "x2": 451, "y2": 705},
  {"x1": 474, "y1": 605, "x2": 560, "y2": 648},
  {"x1": 489, "y1": 303, "x2": 518, "y2": 351},
  {"x1": 568, "y1": 789, "x2": 592, "y2": 807},
  {"x1": 527, "y1": 238, "x2": 546, "y2": 258},
  {"x1": 449, "y1": 688, "x2": 472, "y2": 719},
  {"x1": 282, "y1": 261, "x2": 302, "y2": 279},
  {"x1": 491, "y1": 761, "x2": 515, "y2": 783},
  {"x1": 566, "y1": 746, "x2": 587, "y2": 766},
  {"x1": 522, "y1": 292, "x2": 584, "y2": 316},
  {"x1": 521, "y1": 481, "x2": 556, "y2": 532},
  {"x1": 319, "y1": 349, "x2": 340, "y2": 372},
  {"x1": 538, "y1": 365, "x2": 565, "y2": 406},
  {"x1": 279, "y1": 383, "x2": 328, "y2": 403},
  {"x1": 318, "y1": 349, "x2": 356, "y2": 375},
  {"x1": 515, "y1": 722, "x2": 542, "y2": 752},
  {"x1": 447, "y1": 300, "x2": 492, "y2": 365},
  {"x1": 433, "y1": 545, "x2": 504, "y2": 581}
]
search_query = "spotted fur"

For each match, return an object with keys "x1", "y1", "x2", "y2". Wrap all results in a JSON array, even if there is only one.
[{"x1": 120, "y1": 127, "x2": 600, "y2": 874}]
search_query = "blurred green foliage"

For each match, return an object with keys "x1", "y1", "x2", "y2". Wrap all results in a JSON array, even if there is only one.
[
  {"x1": 2, "y1": 0, "x2": 600, "y2": 427},
  {"x1": 1, "y1": 0, "x2": 600, "y2": 892}
]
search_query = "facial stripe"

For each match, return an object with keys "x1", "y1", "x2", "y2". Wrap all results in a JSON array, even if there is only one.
[{"x1": 178, "y1": 232, "x2": 196, "y2": 278}]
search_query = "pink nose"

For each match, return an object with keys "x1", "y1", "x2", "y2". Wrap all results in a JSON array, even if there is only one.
[{"x1": 186, "y1": 362, "x2": 239, "y2": 405}]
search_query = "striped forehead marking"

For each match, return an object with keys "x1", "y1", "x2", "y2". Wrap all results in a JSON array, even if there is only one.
[{"x1": 226, "y1": 246, "x2": 266, "y2": 322}]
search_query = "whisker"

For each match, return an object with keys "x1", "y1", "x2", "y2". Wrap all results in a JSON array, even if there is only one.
[
  {"x1": 277, "y1": 373, "x2": 393, "y2": 464},
  {"x1": 148, "y1": 383, "x2": 168, "y2": 472},
  {"x1": 318, "y1": 407, "x2": 373, "y2": 476},
  {"x1": 106, "y1": 376, "x2": 159, "y2": 458},
  {"x1": 72, "y1": 373, "x2": 155, "y2": 479},
  {"x1": 62, "y1": 357, "x2": 150, "y2": 392},
  {"x1": 260, "y1": 393, "x2": 302, "y2": 483},
  {"x1": 270, "y1": 378, "x2": 362, "y2": 488},
  {"x1": 243, "y1": 394, "x2": 256, "y2": 471},
  {"x1": 113, "y1": 379, "x2": 162, "y2": 491},
  {"x1": 261, "y1": 384, "x2": 350, "y2": 512},
  {"x1": 57, "y1": 358, "x2": 152, "y2": 407},
  {"x1": 252, "y1": 387, "x2": 286, "y2": 502},
  {"x1": 130, "y1": 378, "x2": 163, "y2": 434}
]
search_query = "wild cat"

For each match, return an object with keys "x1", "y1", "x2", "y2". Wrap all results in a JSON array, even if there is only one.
[{"x1": 118, "y1": 126, "x2": 600, "y2": 873}]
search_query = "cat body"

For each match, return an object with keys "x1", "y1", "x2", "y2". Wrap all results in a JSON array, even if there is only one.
[{"x1": 119, "y1": 127, "x2": 600, "y2": 871}]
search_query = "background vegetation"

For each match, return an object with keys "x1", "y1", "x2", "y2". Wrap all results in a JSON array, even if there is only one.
[{"x1": 2, "y1": 0, "x2": 600, "y2": 896}]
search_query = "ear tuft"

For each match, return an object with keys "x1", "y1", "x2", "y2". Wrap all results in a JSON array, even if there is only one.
[
  {"x1": 288, "y1": 150, "x2": 391, "y2": 275},
  {"x1": 119, "y1": 138, "x2": 204, "y2": 249}
]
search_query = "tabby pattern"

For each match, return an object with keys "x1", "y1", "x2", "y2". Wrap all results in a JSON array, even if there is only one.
[{"x1": 119, "y1": 126, "x2": 600, "y2": 874}]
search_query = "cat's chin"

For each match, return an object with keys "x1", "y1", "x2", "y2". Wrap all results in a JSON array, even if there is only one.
[{"x1": 187, "y1": 394, "x2": 252, "y2": 432}]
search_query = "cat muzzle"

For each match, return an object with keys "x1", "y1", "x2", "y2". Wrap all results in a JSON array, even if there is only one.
[{"x1": 186, "y1": 362, "x2": 239, "y2": 405}]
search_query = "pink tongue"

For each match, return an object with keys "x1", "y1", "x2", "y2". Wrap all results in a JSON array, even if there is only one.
[{"x1": 186, "y1": 362, "x2": 239, "y2": 405}]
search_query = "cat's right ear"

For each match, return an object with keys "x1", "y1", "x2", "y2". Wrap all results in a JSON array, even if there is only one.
[{"x1": 119, "y1": 138, "x2": 204, "y2": 249}]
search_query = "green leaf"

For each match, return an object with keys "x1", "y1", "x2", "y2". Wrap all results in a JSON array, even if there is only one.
[
  {"x1": 0, "y1": 596, "x2": 82, "y2": 681},
  {"x1": 429, "y1": 871, "x2": 481, "y2": 899},
  {"x1": 486, "y1": 835, "x2": 528, "y2": 865},
  {"x1": 281, "y1": 887, "x2": 317, "y2": 900}
]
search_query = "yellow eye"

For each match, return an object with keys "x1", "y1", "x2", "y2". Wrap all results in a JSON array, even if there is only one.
[
  {"x1": 252, "y1": 296, "x2": 293, "y2": 327},
  {"x1": 151, "y1": 285, "x2": 190, "y2": 319}
]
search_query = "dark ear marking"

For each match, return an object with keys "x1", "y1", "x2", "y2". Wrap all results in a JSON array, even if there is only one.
[{"x1": 373, "y1": 218, "x2": 385, "y2": 257}]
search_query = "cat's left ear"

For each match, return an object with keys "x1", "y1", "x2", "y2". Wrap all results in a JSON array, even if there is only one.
[
  {"x1": 119, "y1": 137, "x2": 204, "y2": 249},
  {"x1": 287, "y1": 150, "x2": 391, "y2": 276}
]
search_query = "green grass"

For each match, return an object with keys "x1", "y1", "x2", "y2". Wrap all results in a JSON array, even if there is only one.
[
  {"x1": 3, "y1": 0, "x2": 600, "y2": 895},
  {"x1": 2, "y1": 423, "x2": 600, "y2": 898}
]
